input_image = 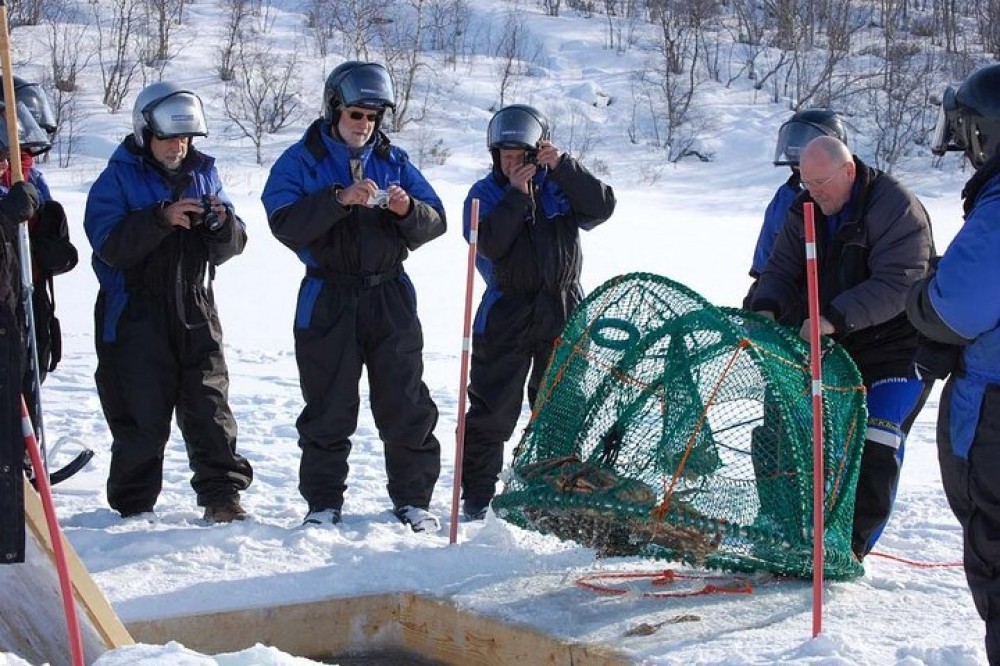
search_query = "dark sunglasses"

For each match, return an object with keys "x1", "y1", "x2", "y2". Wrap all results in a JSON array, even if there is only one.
[{"x1": 347, "y1": 110, "x2": 381, "y2": 122}]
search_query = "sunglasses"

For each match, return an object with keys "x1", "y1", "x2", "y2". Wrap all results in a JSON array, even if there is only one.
[{"x1": 347, "y1": 110, "x2": 381, "y2": 122}]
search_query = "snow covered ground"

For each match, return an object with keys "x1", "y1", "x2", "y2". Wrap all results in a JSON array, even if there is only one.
[{"x1": 1, "y1": 0, "x2": 989, "y2": 663}]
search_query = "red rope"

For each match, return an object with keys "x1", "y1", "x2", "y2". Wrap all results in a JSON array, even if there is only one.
[
  {"x1": 576, "y1": 568, "x2": 753, "y2": 598},
  {"x1": 867, "y1": 551, "x2": 963, "y2": 568}
]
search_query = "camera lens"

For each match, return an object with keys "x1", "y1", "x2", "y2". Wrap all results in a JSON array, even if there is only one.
[{"x1": 202, "y1": 195, "x2": 223, "y2": 231}]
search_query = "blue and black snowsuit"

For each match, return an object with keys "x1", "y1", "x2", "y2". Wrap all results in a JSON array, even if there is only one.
[
  {"x1": 84, "y1": 136, "x2": 252, "y2": 516},
  {"x1": 907, "y1": 155, "x2": 1000, "y2": 665},
  {"x1": 261, "y1": 120, "x2": 446, "y2": 514},
  {"x1": 0, "y1": 180, "x2": 39, "y2": 563},
  {"x1": 459, "y1": 155, "x2": 616, "y2": 510},
  {"x1": 752, "y1": 157, "x2": 934, "y2": 559}
]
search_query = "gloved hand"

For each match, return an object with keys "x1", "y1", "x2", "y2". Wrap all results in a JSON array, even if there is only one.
[
  {"x1": 2, "y1": 180, "x2": 41, "y2": 221},
  {"x1": 914, "y1": 338, "x2": 963, "y2": 381}
]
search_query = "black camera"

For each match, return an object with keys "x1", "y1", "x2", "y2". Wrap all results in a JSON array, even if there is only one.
[
  {"x1": 200, "y1": 195, "x2": 223, "y2": 232},
  {"x1": 523, "y1": 149, "x2": 538, "y2": 165}
]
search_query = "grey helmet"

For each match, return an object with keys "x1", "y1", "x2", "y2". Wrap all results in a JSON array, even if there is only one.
[
  {"x1": 932, "y1": 64, "x2": 1000, "y2": 169},
  {"x1": 131, "y1": 81, "x2": 208, "y2": 148},
  {"x1": 323, "y1": 61, "x2": 395, "y2": 123},
  {"x1": 0, "y1": 81, "x2": 51, "y2": 155},
  {"x1": 773, "y1": 108, "x2": 848, "y2": 166},
  {"x1": 10, "y1": 76, "x2": 57, "y2": 136},
  {"x1": 487, "y1": 104, "x2": 550, "y2": 151}
]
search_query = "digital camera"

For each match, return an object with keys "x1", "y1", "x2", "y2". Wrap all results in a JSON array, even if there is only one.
[
  {"x1": 200, "y1": 195, "x2": 223, "y2": 231},
  {"x1": 367, "y1": 190, "x2": 390, "y2": 208},
  {"x1": 523, "y1": 149, "x2": 539, "y2": 165}
]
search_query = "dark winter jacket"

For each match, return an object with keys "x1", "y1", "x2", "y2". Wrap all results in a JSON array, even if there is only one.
[
  {"x1": 0, "y1": 181, "x2": 41, "y2": 564},
  {"x1": 907, "y1": 163, "x2": 1000, "y2": 459},
  {"x1": 84, "y1": 136, "x2": 245, "y2": 343},
  {"x1": 751, "y1": 157, "x2": 933, "y2": 382},
  {"x1": 462, "y1": 156, "x2": 615, "y2": 334}
]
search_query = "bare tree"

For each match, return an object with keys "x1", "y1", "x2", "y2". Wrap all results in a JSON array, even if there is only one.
[
  {"x1": 973, "y1": 0, "x2": 1000, "y2": 58},
  {"x1": 218, "y1": 0, "x2": 255, "y2": 81},
  {"x1": 42, "y1": 5, "x2": 94, "y2": 94},
  {"x1": 493, "y1": 12, "x2": 537, "y2": 108},
  {"x1": 222, "y1": 40, "x2": 304, "y2": 165},
  {"x1": 870, "y1": 42, "x2": 939, "y2": 172},
  {"x1": 51, "y1": 86, "x2": 84, "y2": 168},
  {"x1": 376, "y1": 0, "x2": 428, "y2": 130},
  {"x1": 327, "y1": 0, "x2": 395, "y2": 61},
  {"x1": 93, "y1": 0, "x2": 144, "y2": 112},
  {"x1": 142, "y1": 0, "x2": 185, "y2": 65},
  {"x1": 8, "y1": 0, "x2": 43, "y2": 27}
]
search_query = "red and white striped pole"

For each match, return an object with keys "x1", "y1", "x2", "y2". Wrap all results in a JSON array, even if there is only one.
[
  {"x1": 449, "y1": 199, "x2": 480, "y2": 544},
  {"x1": 22, "y1": 395, "x2": 85, "y2": 666},
  {"x1": 803, "y1": 202, "x2": 825, "y2": 637}
]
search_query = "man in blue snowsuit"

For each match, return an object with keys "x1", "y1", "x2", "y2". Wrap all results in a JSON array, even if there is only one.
[
  {"x1": 459, "y1": 104, "x2": 616, "y2": 520},
  {"x1": 751, "y1": 135, "x2": 934, "y2": 560},
  {"x1": 261, "y1": 62, "x2": 446, "y2": 533},
  {"x1": 84, "y1": 82, "x2": 252, "y2": 522},
  {"x1": 907, "y1": 63, "x2": 1000, "y2": 665}
]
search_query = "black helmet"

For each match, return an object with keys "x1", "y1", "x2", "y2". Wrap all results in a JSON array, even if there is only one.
[
  {"x1": 487, "y1": 104, "x2": 549, "y2": 151},
  {"x1": 931, "y1": 64, "x2": 1000, "y2": 170},
  {"x1": 323, "y1": 61, "x2": 395, "y2": 122},
  {"x1": 773, "y1": 108, "x2": 848, "y2": 166}
]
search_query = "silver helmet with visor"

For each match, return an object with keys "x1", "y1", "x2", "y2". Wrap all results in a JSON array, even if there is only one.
[
  {"x1": 0, "y1": 99, "x2": 51, "y2": 155},
  {"x1": 132, "y1": 82, "x2": 208, "y2": 148}
]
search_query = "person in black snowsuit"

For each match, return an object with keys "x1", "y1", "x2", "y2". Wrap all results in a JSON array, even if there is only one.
[
  {"x1": 84, "y1": 82, "x2": 252, "y2": 523},
  {"x1": 750, "y1": 135, "x2": 934, "y2": 560},
  {"x1": 261, "y1": 62, "x2": 446, "y2": 533},
  {"x1": 459, "y1": 104, "x2": 616, "y2": 520},
  {"x1": 0, "y1": 177, "x2": 39, "y2": 563}
]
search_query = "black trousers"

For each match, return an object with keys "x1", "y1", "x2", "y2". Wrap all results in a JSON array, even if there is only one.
[
  {"x1": 0, "y1": 303, "x2": 25, "y2": 563},
  {"x1": 294, "y1": 276, "x2": 440, "y2": 512},
  {"x1": 462, "y1": 292, "x2": 569, "y2": 505},
  {"x1": 95, "y1": 292, "x2": 251, "y2": 515},
  {"x1": 938, "y1": 379, "x2": 1000, "y2": 666}
]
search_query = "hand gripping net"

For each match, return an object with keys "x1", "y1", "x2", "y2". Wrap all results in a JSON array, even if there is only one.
[{"x1": 493, "y1": 273, "x2": 867, "y2": 580}]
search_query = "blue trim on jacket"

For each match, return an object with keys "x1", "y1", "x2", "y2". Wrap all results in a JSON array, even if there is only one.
[
  {"x1": 751, "y1": 181, "x2": 798, "y2": 275},
  {"x1": 83, "y1": 140, "x2": 228, "y2": 342},
  {"x1": 928, "y1": 174, "x2": 1000, "y2": 457}
]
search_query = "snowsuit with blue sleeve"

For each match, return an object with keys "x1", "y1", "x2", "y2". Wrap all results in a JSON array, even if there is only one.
[
  {"x1": 261, "y1": 120, "x2": 445, "y2": 514},
  {"x1": 744, "y1": 171, "x2": 802, "y2": 311},
  {"x1": 907, "y1": 157, "x2": 1000, "y2": 665},
  {"x1": 751, "y1": 157, "x2": 934, "y2": 558},
  {"x1": 459, "y1": 156, "x2": 616, "y2": 510},
  {"x1": 83, "y1": 136, "x2": 252, "y2": 516}
]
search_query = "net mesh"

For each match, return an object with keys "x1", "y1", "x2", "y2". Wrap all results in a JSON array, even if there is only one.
[{"x1": 492, "y1": 273, "x2": 867, "y2": 580}]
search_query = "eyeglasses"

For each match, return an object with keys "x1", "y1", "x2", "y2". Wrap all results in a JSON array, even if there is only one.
[
  {"x1": 801, "y1": 163, "x2": 847, "y2": 190},
  {"x1": 347, "y1": 110, "x2": 380, "y2": 122}
]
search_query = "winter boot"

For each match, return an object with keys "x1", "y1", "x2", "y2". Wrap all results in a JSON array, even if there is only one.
[
  {"x1": 303, "y1": 508, "x2": 342, "y2": 526},
  {"x1": 393, "y1": 505, "x2": 441, "y2": 533},
  {"x1": 204, "y1": 498, "x2": 247, "y2": 523}
]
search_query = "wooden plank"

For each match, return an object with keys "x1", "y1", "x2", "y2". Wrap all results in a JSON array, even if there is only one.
[
  {"x1": 128, "y1": 594, "x2": 401, "y2": 659},
  {"x1": 399, "y1": 594, "x2": 633, "y2": 666},
  {"x1": 22, "y1": 480, "x2": 134, "y2": 650},
  {"x1": 127, "y1": 593, "x2": 634, "y2": 665}
]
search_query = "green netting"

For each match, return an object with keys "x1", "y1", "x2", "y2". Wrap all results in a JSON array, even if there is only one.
[{"x1": 493, "y1": 272, "x2": 867, "y2": 580}]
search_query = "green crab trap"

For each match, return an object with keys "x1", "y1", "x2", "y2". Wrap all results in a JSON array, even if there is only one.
[{"x1": 492, "y1": 272, "x2": 867, "y2": 580}]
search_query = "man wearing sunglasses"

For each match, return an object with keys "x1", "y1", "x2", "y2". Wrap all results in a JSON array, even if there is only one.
[
  {"x1": 84, "y1": 82, "x2": 253, "y2": 524},
  {"x1": 262, "y1": 61, "x2": 446, "y2": 533},
  {"x1": 750, "y1": 135, "x2": 934, "y2": 562}
]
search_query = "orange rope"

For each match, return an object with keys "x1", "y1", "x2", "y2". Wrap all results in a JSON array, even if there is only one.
[
  {"x1": 867, "y1": 551, "x2": 963, "y2": 568},
  {"x1": 576, "y1": 568, "x2": 753, "y2": 598}
]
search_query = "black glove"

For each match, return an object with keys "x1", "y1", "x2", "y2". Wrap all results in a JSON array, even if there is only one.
[
  {"x1": 1, "y1": 180, "x2": 41, "y2": 221},
  {"x1": 914, "y1": 338, "x2": 963, "y2": 381}
]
